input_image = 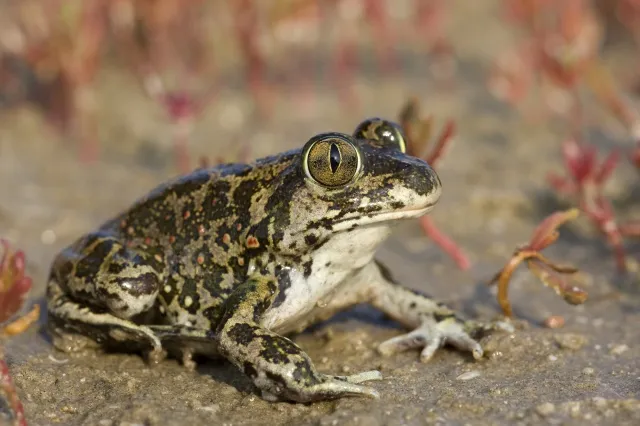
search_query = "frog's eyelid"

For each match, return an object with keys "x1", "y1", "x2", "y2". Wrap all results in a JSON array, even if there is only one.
[{"x1": 352, "y1": 118, "x2": 408, "y2": 154}]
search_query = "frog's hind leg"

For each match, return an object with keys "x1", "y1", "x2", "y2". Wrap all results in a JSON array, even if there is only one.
[
  {"x1": 47, "y1": 277, "x2": 166, "y2": 362},
  {"x1": 46, "y1": 233, "x2": 167, "y2": 362}
]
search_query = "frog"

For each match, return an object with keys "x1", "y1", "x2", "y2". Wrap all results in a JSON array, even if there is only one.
[{"x1": 46, "y1": 118, "x2": 508, "y2": 403}]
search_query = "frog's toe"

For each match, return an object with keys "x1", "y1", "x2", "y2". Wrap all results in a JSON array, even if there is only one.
[
  {"x1": 259, "y1": 373, "x2": 381, "y2": 402},
  {"x1": 261, "y1": 372, "x2": 380, "y2": 403},
  {"x1": 180, "y1": 348, "x2": 198, "y2": 371},
  {"x1": 305, "y1": 375, "x2": 381, "y2": 401},
  {"x1": 333, "y1": 369, "x2": 383, "y2": 384},
  {"x1": 145, "y1": 346, "x2": 168, "y2": 366},
  {"x1": 466, "y1": 318, "x2": 515, "y2": 334},
  {"x1": 377, "y1": 317, "x2": 485, "y2": 363}
]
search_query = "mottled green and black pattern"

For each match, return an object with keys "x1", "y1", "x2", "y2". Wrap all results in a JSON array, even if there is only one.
[{"x1": 46, "y1": 118, "x2": 507, "y2": 403}]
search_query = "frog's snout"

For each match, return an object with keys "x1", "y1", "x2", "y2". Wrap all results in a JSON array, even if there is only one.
[{"x1": 399, "y1": 157, "x2": 442, "y2": 204}]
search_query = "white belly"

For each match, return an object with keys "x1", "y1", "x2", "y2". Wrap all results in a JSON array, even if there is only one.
[{"x1": 260, "y1": 224, "x2": 392, "y2": 332}]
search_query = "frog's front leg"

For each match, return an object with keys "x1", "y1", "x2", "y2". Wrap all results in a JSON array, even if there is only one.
[
  {"x1": 365, "y1": 261, "x2": 512, "y2": 362},
  {"x1": 216, "y1": 275, "x2": 381, "y2": 403},
  {"x1": 47, "y1": 233, "x2": 166, "y2": 361}
]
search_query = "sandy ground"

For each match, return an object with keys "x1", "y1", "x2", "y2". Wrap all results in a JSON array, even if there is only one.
[{"x1": 2, "y1": 2, "x2": 640, "y2": 425}]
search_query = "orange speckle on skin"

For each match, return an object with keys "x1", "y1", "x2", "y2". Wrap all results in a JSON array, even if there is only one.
[
  {"x1": 168, "y1": 235, "x2": 176, "y2": 244},
  {"x1": 222, "y1": 234, "x2": 231, "y2": 245},
  {"x1": 183, "y1": 210, "x2": 191, "y2": 220},
  {"x1": 198, "y1": 225, "x2": 206, "y2": 235},
  {"x1": 197, "y1": 254, "x2": 205, "y2": 264},
  {"x1": 246, "y1": 235, "x2": 260, "y2": 248},
  {"x1": 144, "y1": 237, "x2": 152, "y2": 245}
]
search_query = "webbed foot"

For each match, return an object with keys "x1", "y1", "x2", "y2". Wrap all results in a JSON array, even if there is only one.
[{"x1": 377, "y1": 317, "x2": 514, "y2": 362}]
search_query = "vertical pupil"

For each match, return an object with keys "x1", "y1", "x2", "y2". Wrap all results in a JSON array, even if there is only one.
[{"x1": 329, "y1": 143, "x2": 341, "y2": 173}]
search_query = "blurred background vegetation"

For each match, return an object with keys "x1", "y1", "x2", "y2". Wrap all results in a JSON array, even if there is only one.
[
  {"x1": 0, "y1": 0, "x2": 636, "y2": 169},
  {"x1": 1, "y1": 2, "x2": 640, "y2": 423}
]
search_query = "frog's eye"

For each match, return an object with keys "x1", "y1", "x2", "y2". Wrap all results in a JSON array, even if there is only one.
[
  {"x1": 302, "y1": 133, "x2": 362, "y2": 187},
  {"x1": 352, "y1": 118, "x2": 407, "y2": 154}
]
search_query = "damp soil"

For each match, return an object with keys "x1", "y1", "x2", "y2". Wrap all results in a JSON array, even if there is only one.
[{"x1": 2, "y1": 2, "x2": 640, "y2": 425}]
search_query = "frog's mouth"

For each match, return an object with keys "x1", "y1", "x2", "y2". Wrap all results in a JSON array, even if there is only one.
[{"x1": 333, "y1": 202, "x2": 437, "y2": 232}]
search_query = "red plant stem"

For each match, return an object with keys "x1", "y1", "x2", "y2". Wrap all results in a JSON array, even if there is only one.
[
  {"x1": 418, "y1": 216, "x2": 471, "y2": 270},
  {"x1": 172, "y1": 119, "x2": 193, "y2": 174},
  {"x1": 364, "y1": 0, "x2": 396, "y2": 75},
  {"x1": 233, "y1": 0, "x2": 269, "y2": 118},
  {"x1": 491, "y1": 249, "x2": 537, "y2": 318},
  {"x1": 582, "y1": 198, "x2": 628, "y2": 272},
  {"x1": 631, "y1": 143, "x2": 640, "y2": 168},
  {"x1": 425, "y1": 120, "x2": 455, "y2": 165},
  {"x1": 584, "y1": 61, "x2": 640, "y2": 131},
  {"x1": 0, "y1": 352, "x2": 27, "y2": 426},
  {"x1": 333, "y1": 29, "x2": 359, "y2": 113},
  {"x1": 599, "y1": 221, "x2": 627, "y2": 271},
  {"x1": 74, "y1": 85, "x2": 100, "y2": 164},
  {"x1": 619, "y1": 221, "x2": 640, "y2": 237}
]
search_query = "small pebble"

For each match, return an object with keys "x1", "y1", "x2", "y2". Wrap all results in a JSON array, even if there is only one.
[
  {"x1": 41, "y1": 229, "x2": 57, "y2": 245},
  {"x1": 592, "y1": 397, "x2": 608, "y2": 409},
  {"x1": 536, "y1": 402, "x2": 556, "y2": 416},
  {"x1": 582, "y1": 367, "x2": 595, "y2": 376},
  {"x1": 456, "y1": 371, "x2": 481, "y2": 381},
  {"x1": 609, "y1": 344, "x2": 629, "y2": 355},
  {"x1": 548, "y1": 354, "x2": 558, "y2": 362},
  {"x1": 554, "y1": 333, "x2": 588, "y2": 350},
  {"x1": 563, "y1": 401, "x2": 582, "y2": 418},
  {"x1": 544, "y1": 315, "x2": 565, "y2": 329}
]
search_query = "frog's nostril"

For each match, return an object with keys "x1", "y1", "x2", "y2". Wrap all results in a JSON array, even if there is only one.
[{"x1": 403, "y1": 165, "x2": 441, "y2": 198}]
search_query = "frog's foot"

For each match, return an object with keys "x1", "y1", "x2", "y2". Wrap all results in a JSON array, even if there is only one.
[
  {"x1": 49, "y1": 326, "x2": 104, "y2": 354},
  {"x1": 368, "y1": 262, "x2": 515, "y2": 363},
  {"x1": 377, "y1": 317, "x2": 494, "y2": 363},
  {"x1": 377, "y1": 317, "x2": 514, "y2": 362},
  {"x1": 259, "y1": 372, "x2": 381, "y2": 403},
  {"x1": 147, "y1": 324, "x2": 214, "y2": 371}
]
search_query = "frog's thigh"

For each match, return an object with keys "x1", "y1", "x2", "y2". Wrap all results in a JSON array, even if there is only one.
[
  {"x1": 53, "y1": 234, "x2": 162, "y2": 320},
  {"x1": 47, "y1": 278, "x2": 162, "y2": 355},
  {"x1": 217, "y1": 276, "x2": 380, "y2": 403}
]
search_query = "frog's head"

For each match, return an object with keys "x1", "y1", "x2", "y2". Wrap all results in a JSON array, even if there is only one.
[{"x1": 258, "y1": 118, "x2": 442, "y2": 258}]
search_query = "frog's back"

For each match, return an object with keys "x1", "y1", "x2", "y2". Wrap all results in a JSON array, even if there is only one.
[
  {"x1": 108, "y1": 163, "x2": 255, "y2": 245},
  {"x1": 109, "y1": 152, "x2": 295, "y2": 246}
]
